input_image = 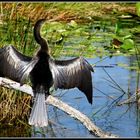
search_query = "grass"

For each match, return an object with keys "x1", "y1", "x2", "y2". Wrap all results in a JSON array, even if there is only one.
[
  {"x1": 0, "y1": 87, "x2": 31, "y2": 126},
  {"x1": 0, "y1": 2, "x2": 136, "y2": 23}
]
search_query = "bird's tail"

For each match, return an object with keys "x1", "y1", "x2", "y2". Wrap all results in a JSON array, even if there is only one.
[{"x1": 29, "y1": 93, "x2": 48, "y2": 127}]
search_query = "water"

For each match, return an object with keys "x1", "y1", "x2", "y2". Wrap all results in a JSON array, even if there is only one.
[
  {"x1": 91, "y1": 56, "x2": 139, "y2": 137},
  {"x1": 0, "y1": 16, "x2": 140, "y2": 137}
]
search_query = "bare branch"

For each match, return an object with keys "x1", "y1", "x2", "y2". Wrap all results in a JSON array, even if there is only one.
[
  {"x1": 117, "y1": 95, "x2": 136, "y2": 106},
  {"x1": 117, "y1": 90, "x2": 140, "y2": 106},
  {"x1": 0, "y1": 77, "x2": 118, "y2": 138}
]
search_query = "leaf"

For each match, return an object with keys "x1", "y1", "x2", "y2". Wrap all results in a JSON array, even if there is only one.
[
  {"x1": 120, "y1": 38, "x2": 134, "y2": 50},
  {"x1": 123, "y1": 35, "x2": 132, "y2": 40}
]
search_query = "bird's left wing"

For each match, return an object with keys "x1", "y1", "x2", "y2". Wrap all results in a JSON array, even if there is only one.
[{"x1": 49, "y1": 57, "x2": 94, "y2": 104}]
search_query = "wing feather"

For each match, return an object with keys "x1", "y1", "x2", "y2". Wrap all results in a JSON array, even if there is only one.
[
  {"x1": 49, "y1": 57, "x2": 94, "y2": 104},
  {"x1": 0, "y1": 45, "x2": 38, "y2": 84}
]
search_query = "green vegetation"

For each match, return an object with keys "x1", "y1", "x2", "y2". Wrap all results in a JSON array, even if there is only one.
[{"x1": 0, "y1": 87, "x2": 31, "y2": 126}]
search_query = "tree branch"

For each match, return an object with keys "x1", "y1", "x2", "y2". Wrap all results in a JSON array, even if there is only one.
[
  {"x1": 0, "y1": 77, "x2": 118, "y2": 138},
  {"x1": 117, "y1": 89, "x2": 140, "y2": 106},
  {"x1": 117, "y1": 95, "x2": 136, "y2": 106}
]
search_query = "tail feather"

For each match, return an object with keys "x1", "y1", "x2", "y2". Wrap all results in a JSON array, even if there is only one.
[{"x1": 29, "y1": 93, "x2": 48, "y2": 127}]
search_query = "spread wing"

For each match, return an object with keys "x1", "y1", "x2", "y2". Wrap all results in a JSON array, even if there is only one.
[
  {"x1": 0, "y1": 45, "x2": 38, "y2": 84},
  {"x1": 49, "y1": 57, "x2": 94, "y2": 104}
]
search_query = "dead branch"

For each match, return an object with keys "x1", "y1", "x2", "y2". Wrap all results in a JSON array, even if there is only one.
[
  {"x1": 117, "y1": 90, "x2": 140, "y2": 106},
  {"x1": 117, "y1": 95, "x2": 136, "y2": 106},
  {"x1": 0, "y1": 77, "x2": 118, "y2": 138}
]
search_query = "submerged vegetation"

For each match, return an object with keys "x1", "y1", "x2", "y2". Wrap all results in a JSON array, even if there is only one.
[{"x1": 0, "y1": 2, "x2": 140, "y2": 137}]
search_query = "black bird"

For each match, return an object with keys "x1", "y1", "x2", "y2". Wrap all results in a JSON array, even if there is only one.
[{"x1": 0, "y1": 19, "x2": 94, "y2": 127}]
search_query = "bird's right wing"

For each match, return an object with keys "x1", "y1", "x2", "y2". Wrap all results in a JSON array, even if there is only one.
[{"x1": 0, "y1": 45, "x2": 38, "y2": 84}]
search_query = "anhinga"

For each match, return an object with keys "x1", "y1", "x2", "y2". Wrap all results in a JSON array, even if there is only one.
[{"x1": 0, "y1": 19, "x2": 94, "y2": 127}]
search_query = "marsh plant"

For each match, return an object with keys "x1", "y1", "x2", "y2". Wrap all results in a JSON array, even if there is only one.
[{"x1": 0, "y1": 87, "x2": 31, "y2": 126}]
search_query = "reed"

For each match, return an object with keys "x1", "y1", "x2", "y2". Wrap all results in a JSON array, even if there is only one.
[{"x1": 0, "y1": 87, "x2": 31, "y2": 126}]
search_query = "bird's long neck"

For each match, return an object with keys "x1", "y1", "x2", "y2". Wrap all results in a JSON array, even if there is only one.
[{"x1": 34, "y1": 19, "x2": 49, "y2": 53}]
